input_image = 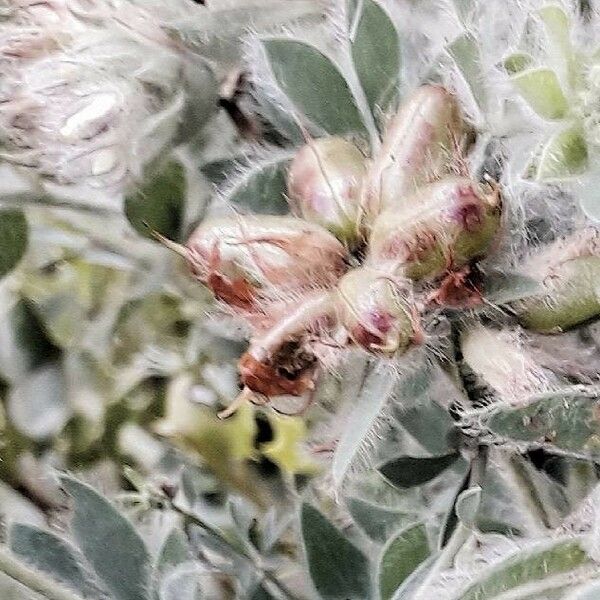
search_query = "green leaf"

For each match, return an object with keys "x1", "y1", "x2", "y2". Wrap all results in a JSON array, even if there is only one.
[
  {"x1": 502, "y1": 52, "x2": 534, "y2": 75},
  {"x1": 159, "y1": 565, "x2": 203, "y2": 600},
  {"x1": 223, "y1": 155, "x2": 291, "y2": 215},
  {"x1": 455, "y1": 486, "x2": 482, "y2": 529},
  {"x1": 448, "y1": 33, "x2": 487, "y2": 109},
  {"x1": 10, "y1": 524, "x2": 96, "y2": 597},
  {"x1": 125, "y1": 159, "x2": 186, "y2": 242},
  {"x1": 378, "y1": 523, "x2": 429, "y2": 600},
  {"x1": 0, "y1": 209, "x2": 28, "y2": 279},
  {"x1": 379, "y1": 453, "x2": 460, "y2": 489},
  {"x1": 537, "y1": 5, "x2": 575, "y2": 87},
  {"x1": 60, "y1": 475, "x2": 151, "y2": 600},
  {"x1": 156, "y1": 529, "x2": 191, "y2": 578},
  {"x1": 261, "y1": 38, "x2": 367, "y2": 135},
  {"x1": 511, "y1": 68, "x2": 569, "y2": 120},
  {"x1": 533, "y1": 124, "x2": 588, "y2": 180},
  {"x1": 0, "y1": 298, "x2": 59, "y2": 384},
  {"x1": 332, "y1": 360, "x2": 430, "y2": 487},
  {"x1": 482, "y1": 272, "x2": 541, "y2": 304},
  {"x1": 346, "y1": 497, "x2": 417, "y2": 543},
  {"x1": 390, "y1": 555, "x2": 439, "y2": 600},
  {"x1": 451, "y1": 537, "x2": 591, "y2": 600},
  {"x1": 487, "y1": 389, "x2": 600, "y2": 457},
  {"x1": 301, "y1": 503, "x2": 371, "y2": 600},
  {"x1": 348, "y1": 0, "x2": 401, "y2": 118}
]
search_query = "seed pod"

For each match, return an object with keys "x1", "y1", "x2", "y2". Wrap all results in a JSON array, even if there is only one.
[
  {"x1": 361, "y1": 85, "x2": 465, "y2": 221},
  {"x1": 334, "y1": 267, "x2": 419, "y2": 356},
  {"x1": 514, "y1": 231, "x2": 600, "y2": 332},
  {"x1": 287, "y1": 137, "x2": 366, "y2": 245},
  {"x1": 239, "y1": 291, "x2": 335, "y2": 396},
  {"x1": 166, "y1": 216, "x2": 348, "y2": 309},
  {"x1": 368, "y1": 177, "x2": 501, "y2": 280}
]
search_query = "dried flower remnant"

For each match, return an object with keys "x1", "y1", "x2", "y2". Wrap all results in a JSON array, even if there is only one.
[{"x1": 287, "y1": 136, "x2": 366, "y2": 245}]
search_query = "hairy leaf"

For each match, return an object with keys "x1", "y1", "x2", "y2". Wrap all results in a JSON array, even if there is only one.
[
  {"x1": 511, "y1": 68, "x2": 569, "y2": 120},
  {"x1": 379, "y1": 453, "x2": 460, "y2": 489},
  {"x1": 261, "y1": 38, "x2": 367, "y2": 135},
  {"x1": 378, "y1": 522, "x2": 429, "y2": 600},
  {"x1": 452, "y1": 537, "x2": 591, "y2": 600},
  {"x1": 348, "y1": 0, "x2": 401, "y2": 118},
  {"x1": 0, "y1": 209, "x2": 28, "y2": 279},
  {"x1": 346, "y1": 497, "x2": 417, "y2": 543},
  {"x1": 60, "y1": 475, "x2": 151, "y2": 600},
  {"x1": 301, "y1": 503, "x2": 371, "y2": 599}
]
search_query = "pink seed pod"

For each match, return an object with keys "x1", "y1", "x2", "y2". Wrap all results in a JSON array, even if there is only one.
[
  {"x1": 361, "y1": 85, "x2": 465, "y2": 222},
  {"x1": 367, "y1": 176, "x2": 501, "y2": 280},
  {"x1": 162, "y1": 215, "x2": 348, "y2": 309},
  {"x1": 287, "y1": 137, "x2": 366, "y2": 245},
  {"x1": 334, "y1": 267, "x2": 420, "y2": 356}
]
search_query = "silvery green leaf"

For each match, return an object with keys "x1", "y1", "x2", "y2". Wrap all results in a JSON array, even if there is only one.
[
  {"x1": 60, "y1": 475, "x2": 151, "y2": 600},
  {"x1": 0, "y1": 298, "x2": 58, "y2": 384},
  {"x1": 450, "y1": 537, "x2": 592, "y2": 600},
  {"x1": 448, "y1": 33, "x2": 487, "y2": 110},
  {"x1": 379, "y1": 453, "x2": 460, "y2": 489},
  {"x1": 0, "y1": 209, "x2": 27, "y2": 279},
  {"x1": 486, "y1": 388, "x2": 600, "y2": 458},
  {"x1": 348, "y1": 0, "x2": 401, "y2": 119},
  {"x1": 9, "y1": 524, "x2": 98, "y2": 598},
  {"x1": 455, "y1": 486, "x2": 482, "y2": 530},
  {"x1": 159, "y1": 563, "x2": 203, "y2": 600},
  {"x1": 533, "y1": 124, "x2": 588, "y2": 180},
  {"x1": 7, "y1": 363, "x2": 70, "y2": 440},
  {"x1": 331, "y1": 359, "x2": 396, "y2": 487},
  {"x1": 566, "y1": 581, "x2": 600, "y2": 599},
  {"x1": 482, "y1": 272, "x2": 541, "y2": 304},
  {"x1": 125, "y1": 159, "x2": 186, "y2": 243},
  {"x1": 156, "y1": 529, "x2": 191, "y2": 578},
  {"x1": 261, "y1": 38, "x2": 367, "y2": 136},
  {"x1": 377, "y1": 522, "x2": 429, "y2": 600},
  {"x1": 301, "y1": 503, "x2": 372, "y2": 600},
  {"x1": 223, "y1": 154, "x2": 292, "y2": 215},
  {"x1": 511, "y1": 68, "x2": 569, "y2": 120},
  {"x1": 346, "y1": 497, "x2": 418, "y2": 543}
]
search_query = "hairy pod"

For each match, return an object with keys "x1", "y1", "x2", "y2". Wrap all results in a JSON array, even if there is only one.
[
  {"x1": 334, "y1": 267, "x2": 419, "y2": 356},
  {"x1": 367, "y1": 176, "x2": 501, "y2": 280},
  {"x1": 514, "y1": 231, "x2": 600, "y2": 332},
  {"x1": 239, "y1": 291, "x2": 335, "y2": 396},
  {"x1": 361, "y1": 85, "x2": 465, "y2": 222},
  {"x1": 168, "y1": 216, "x2": 348, "y2": 309},
  {"x1": 287, "y1": 137, "x2": 366, "y2": 245}
]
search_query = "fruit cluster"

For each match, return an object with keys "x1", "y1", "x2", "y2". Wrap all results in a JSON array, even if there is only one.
[{"x1": 165, "y1": 85, "x2": 503, "y2": 414}]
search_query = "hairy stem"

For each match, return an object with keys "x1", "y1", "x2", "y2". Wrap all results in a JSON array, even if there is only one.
[
  {"x1": 0, "y1": 547, "x2": 84, "y2": 600},
  {"x1": 170, "y1": 499, "x2": 302, "y2": 600}
]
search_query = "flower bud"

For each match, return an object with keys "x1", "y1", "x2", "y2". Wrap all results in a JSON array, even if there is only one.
[
  {"x1": 287, "y1": 137, "x2": 366, "y2": 245},
  {"x1": 361, "y1": 85, "x2": 465, "y2": 221},
  {"x1": 514, "y1": 231, "x2": 600, "y2": 332},
  {"x1": 172, "y1": 216, "x2": 348, "y2": 309},
  {"x1": 334, "y1": 267, "x2": 419, "y2": 356},
  {"x1": 368, "y1": 177, "x2": 501, "y2": 280}
]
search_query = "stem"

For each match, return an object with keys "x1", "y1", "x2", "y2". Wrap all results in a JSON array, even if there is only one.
[
  {"x1": 0, "y1": 547, "x2": 84, "y2": 600},
  {"x1": 170, "y1": 500, "x2": 302, "y2": 600}
]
